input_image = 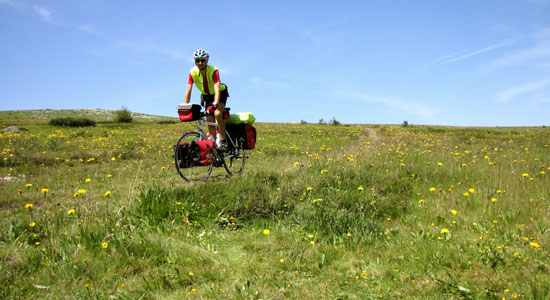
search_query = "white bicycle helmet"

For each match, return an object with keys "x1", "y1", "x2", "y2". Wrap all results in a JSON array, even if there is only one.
[{"x1": 193, "y1": 48, "x2": 209, "y2": 60}]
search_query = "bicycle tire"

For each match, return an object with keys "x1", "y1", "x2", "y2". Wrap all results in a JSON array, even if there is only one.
[
  {"x1": 174, "y1": 132, "x2": 213, "y2": 182},
  {"x1": 222, "y1": 147, "x2": 246, "y2": 176}
]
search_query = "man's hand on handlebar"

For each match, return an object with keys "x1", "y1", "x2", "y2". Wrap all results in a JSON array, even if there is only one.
[{"x1": 206, "y1": 104, "x2": 218, "y2": 115}]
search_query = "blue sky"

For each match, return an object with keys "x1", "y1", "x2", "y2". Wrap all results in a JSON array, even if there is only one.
[{"x1": 1, "y1": 0, "x2": 549, "y2": 126}]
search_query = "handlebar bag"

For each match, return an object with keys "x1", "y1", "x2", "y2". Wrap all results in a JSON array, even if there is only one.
[{"x1": 177, "y1": 103, "x2": 201, "y2": 122}]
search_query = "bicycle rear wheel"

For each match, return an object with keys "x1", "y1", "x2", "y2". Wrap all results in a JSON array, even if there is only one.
[
  {"x1": 222, "y1": 147, "x2": 246, "y2": 176},
  {"x1": 174, "y1": 132, "x2": 213, "y2": 182}
]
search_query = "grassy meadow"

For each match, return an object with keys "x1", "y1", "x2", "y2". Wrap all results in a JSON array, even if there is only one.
[{"x1": 1, "y1": 111, "x2": 549, "y2": 299}]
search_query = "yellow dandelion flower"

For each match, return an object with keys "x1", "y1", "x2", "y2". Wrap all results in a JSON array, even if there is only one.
[
  {"x1": 429, "y1": 187, "x2": 436, "y2": 192},
  {"x1": 468, "y1": 188, "x2": 476, "y2": 193},
  {"x1": 101, "y1": 241, "x2": 108, "y2": 249},
  {"x1": 463, "y1": 192, "x2": 470, "y2": 197},
  {"x1": 25, "y1": 203, "x2": 34, "y2": 209},
  {"x1": 347, "y1": 233, "x2": 352, "y2": 237},
  {"x1": 26, "y1": 183, "x2": 32, "y2": 188},
  {"x1": 67, "y1": 209, "x2": 75, "y2": 215},
  {"x1": 440, "y1": 228, "x2": 450, "y2": 234},
  {"x1": 29, "y1": 222, "x2": 36, "y2": 227},
  {"x1": 189, "y1": 272, "x2": 194, "y2": 276},
  {"x1": 530, "y1": 241, "x2": 540, "y2": 249},
  {"x1": 310, "y1": 240, "x2": 315, "y2": 245},
  {"x1": 522, "y1": 173, "x2": 529, "y2": 177},
  {"x1": 357, "y1": 186, "x2": 365, "y2": 191},
  {"x1": 491, "y1": 198, "x2": 498, "y2": 203},
  {"x1": 17, "y1": 189, "x2": 22, "y2": 195},
  {"x1": 450, "y1": 209, "x2": 458, "y2": 215},
  {"x1": 103, "y1": 191, "x2": 111, "y2": 197},
  {"x1": 418, "y1": 199, "x2": 425, "y2": 204},
  {"x1": 320, "y1": 169, "x2": 328, "y2": 174},
  {"x1": 41, "y1": 188, "x2": 48, "y2": 194},
  {"x1": 279, "y1": 258, "x2": 285, "y2": 263},
  {"x1": 107, "y1": 174, "x2": 112, "y2": 178},
  {"x1": 85, "y1": 178, "x2": 91, "y2": 183},
  {"x1": 262, "y1": 229, "x2": 270, "y2": 235},
  {"x1": 438, "y1": 162, "x2": 443, "y2": 166},
  {"x1": 306, "y1": 187, "x2": 313, "y2": 191}
]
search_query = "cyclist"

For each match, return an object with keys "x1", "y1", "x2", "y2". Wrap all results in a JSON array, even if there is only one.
[{"x1": 183, "y1": 48, "x2": 229, "y2": 152}]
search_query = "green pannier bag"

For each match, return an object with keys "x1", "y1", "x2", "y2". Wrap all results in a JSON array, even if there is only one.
[{"x1": 226, "y1": 112, "x2": 255, "y2": 125}]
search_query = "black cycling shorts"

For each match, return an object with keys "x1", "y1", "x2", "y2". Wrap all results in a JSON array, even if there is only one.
[{"x1": 201, "y1": 85, "x2": 229, "y2": 108}]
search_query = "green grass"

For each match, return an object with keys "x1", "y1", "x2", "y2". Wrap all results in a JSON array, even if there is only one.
[{"x1": 1, "y1": 112, "x2": 549, "y2": 299}]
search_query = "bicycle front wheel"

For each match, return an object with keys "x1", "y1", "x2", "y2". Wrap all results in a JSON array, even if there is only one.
[{"x1": 174, "y1": 132, "x2": 213, "y2": 182}]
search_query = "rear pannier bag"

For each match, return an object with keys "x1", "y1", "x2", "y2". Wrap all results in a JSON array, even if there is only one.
[
  {"x1": 227, "y1": 123, "x2": 257, "y2": 150},
  {"x1": 177, "y1": 103, "x2": 201, "y2": 122},
  {"x1": 242, "y1": 124, "x2": 256, "y2": 150},
  {"x1": 178, "y1": 139, "x2": 215, "y2": 167}
]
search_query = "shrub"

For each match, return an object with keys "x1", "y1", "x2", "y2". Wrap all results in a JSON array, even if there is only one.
[
  {"x1": 115, "y1": 107, "x2": 133, "y2": 123},
  {"x1": 49, "y1": 117, "x2": 96, "y2": 127},
  {"x1": 329, "y1": 117, "x2": 341, "y2": 126}
]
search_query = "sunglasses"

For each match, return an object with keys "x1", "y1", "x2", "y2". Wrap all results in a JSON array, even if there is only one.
[{"x1": 195, "y1": 59, "x2": 207, "y2": 63}]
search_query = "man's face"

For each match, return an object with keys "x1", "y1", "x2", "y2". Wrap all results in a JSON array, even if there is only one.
[{"x1": 195, "y1": 58, "x2": 208, "y2": 71}]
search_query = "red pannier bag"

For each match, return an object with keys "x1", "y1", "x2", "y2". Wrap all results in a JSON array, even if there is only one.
[
  {"x1": 178, "y1": 140, "x2": 214, "y2": 166},
  {"x1": 193, "y1": 140, "x2": 214, "y2": 165},
  {"x1": 177, "y1": 103, "x2": 201, "y2": 122},
  {"x1": 242, "y1": 124, "x2": 256, "y2": 150}
]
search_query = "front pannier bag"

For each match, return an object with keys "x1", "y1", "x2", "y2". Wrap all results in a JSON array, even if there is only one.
[
  {"x1": 178, "y1": 140, "x2": 215, "y2": 167},
  {"x1": 178, "y1": 103, "x2": 201, "y2": 122}
]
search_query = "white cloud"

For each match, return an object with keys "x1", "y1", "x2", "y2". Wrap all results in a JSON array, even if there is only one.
[
  {"x1": 334, "y1": 90, "x2": 437, "y2": 118},
  {"x1": 490, "y1": 28, "x2": 550, "y2": 68},
  {"x1": 116, "y1": 40, "x2": 187, "y2": 60},
  {"x1": 32, "y1": 5, "x2": 52, "y2": 23},
  {"x1": 491, "y1": 41, "x2": 550, "y2": 67},
  {"x1": 249, "y1": 76, "x2": 291, "y2": 89},
  {"x1": 0, "y1": 0, "x2": 23, "y2": 8},
  {"x1": 78, "y1": 24, "x2": 103, "y2": 37},
  {"x1": 497, "y1": 79, "x2": 550, "y2": 102},
  {"x1": 437, "y1": 40, "x2": 515, "y2": 65}
]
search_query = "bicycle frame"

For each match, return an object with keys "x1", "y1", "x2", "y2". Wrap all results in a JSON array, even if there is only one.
[{"x1": 196, "y1": 117, "x2": 239, "y2": 151}]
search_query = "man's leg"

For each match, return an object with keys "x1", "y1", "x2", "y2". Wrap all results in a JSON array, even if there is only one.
[
  {"x1": 207, "y1": 115, "x2": 217, "y2": 139},
  {"x1": 215, "y1": 102, "x2": 227, "y2": 140}
]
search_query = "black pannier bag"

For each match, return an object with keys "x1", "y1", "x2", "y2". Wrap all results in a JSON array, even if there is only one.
[
  {"x1": 177, "y1": 142, "x2": 196, "y2": 168},
  {"x1": 226, "y1": 123, "x2": 256, "y2": 150}
]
